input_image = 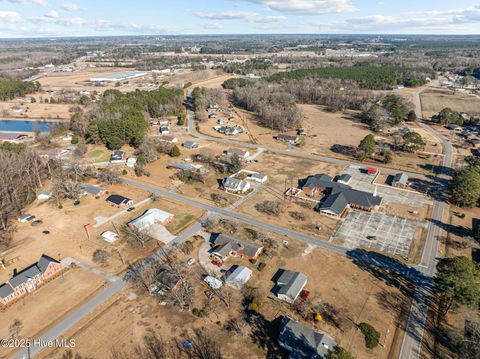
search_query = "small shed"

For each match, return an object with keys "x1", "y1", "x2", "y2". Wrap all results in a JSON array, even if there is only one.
[
  {"x1": 204, "y1": 276, "x2": 223, "y2": 289},
  {"x1": 392, "y1": 173, "x2": 409, "y2": 188},
  {"x1": 101, "y1": 231, "x2": 119, "y2": 243}
]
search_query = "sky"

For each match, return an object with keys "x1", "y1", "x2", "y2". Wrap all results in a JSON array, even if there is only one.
[{"x1": 1, "y1": 0, "x2": 480, "y2": 38}]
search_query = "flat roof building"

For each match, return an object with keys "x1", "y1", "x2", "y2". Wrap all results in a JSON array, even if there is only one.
[{"x1": 90, "y1": 71, "x2": 147, "y2": 82}]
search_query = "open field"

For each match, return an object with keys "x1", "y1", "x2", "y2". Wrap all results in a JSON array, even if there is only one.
[
  {"x1": 0, "y1": 100, "x2": 71, "y2": 120},
  {"x1": 1, "y1": 266, "x2": 106, "y2": 359},
  {"x1": 37, "y1": 226, "x2": 410, "y2": 359},
  {"x1": 420, "y1": 88, "x2": 480, "y2": 118}
]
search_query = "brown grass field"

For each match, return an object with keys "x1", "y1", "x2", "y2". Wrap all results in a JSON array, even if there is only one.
[{"x1": 420, "y1": 88, "x2": 480, "y2": 118}]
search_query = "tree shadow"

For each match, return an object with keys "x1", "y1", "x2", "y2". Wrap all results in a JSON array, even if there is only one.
[
  {"x1": 427, "y1": 218, "x2": 471, "y2": 238},
  {"x1": 330, "y1": 144, "x2": 356, "y2": 156},
  {"x1": 246, "y1": 313, "x2": 287, "y2": 358}
]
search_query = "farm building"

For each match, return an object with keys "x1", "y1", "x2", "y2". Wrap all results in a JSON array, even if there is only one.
[
  {"x1": 128, "y1": 208, "x2": 174, "y2": 231},
  {"x1": 278, "y1": 317, "x2": 336, "y2": 358},
  {"x1": 211, "y1": 234, "x2": 263, "y2": 262},
  {"x1": 247, "y1": 172, "x2": 268, "y2": 183},
  {"x1": 274, "y1": 270, "x2": 307, "y2": 303}
]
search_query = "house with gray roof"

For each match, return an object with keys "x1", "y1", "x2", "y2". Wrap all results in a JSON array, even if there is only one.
[
  {"x1": 82, "y1": 184, "x2": 106, "y2": 197},
  {"x1": 0, "y1": 255, "x2": 63, "y2": 306},
  {"x1": 222, "y1": 177, "x2": 251, "y2": 193},
  {"x1": 225, "y1": 148, "x2": 250, "y2": 160},
  {"x1": 274, "y1": 269, "x2": 307, "y2": 303},
  {"x1": 278, "y1": 317, "x2": 336, "y2": 358},
  {"x1": 182, "y1": 141, "x2": 199, "y2": 149},
  {"x1": 392, "y1": 173, "x2": 409, "y2": 188},
  {"x1": 318, "y1": 192, "x2": 349, "y2": 217},
  {"x1": 211, "y1": 234, "x2": 263, "y2": 262}
]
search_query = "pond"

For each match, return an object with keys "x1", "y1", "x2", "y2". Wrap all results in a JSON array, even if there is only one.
[{"x1": 0, "y1": 120, "x2": 54, "y2": 133}]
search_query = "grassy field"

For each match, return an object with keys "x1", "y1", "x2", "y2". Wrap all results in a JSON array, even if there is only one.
[{"x1": 420, "y1": 88, "x2": 480, "y2": 118}]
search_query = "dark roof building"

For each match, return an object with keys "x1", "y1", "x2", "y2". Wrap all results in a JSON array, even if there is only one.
[
  {"x1": 392, "y1": 173, "x2": 409, "y2": 188},
  {"x1": 300, "y1": 173, "x2": 382, "y2": 217},
  {"x1": 106, "y1": 194, "x2": 133, "y2": 207},
  {"x1": 278, "y1": 317, "x2": 336, "y2": 358},
  {"x1": 155, "y1": 267, "x2": 182, "y2": 291},
  {"x1": 212, "y1": 234, "x2": 263, "y2": 261},
  {"x1": 110, "y1": 150, "x2": 125, "y2": 162}
]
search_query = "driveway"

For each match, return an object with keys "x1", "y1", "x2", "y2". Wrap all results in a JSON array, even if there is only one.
[{"x1": 197, "y1": 235, "x2": 222, "y2": 276}]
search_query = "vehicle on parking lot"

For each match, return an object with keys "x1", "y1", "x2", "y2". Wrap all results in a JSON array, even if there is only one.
[{"x1": 187, "y1": 258, "x2": 195, "y2": 266}]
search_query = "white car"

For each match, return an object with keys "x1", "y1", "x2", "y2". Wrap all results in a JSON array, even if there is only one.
[{"x1": 187, "y1": 258, "x2": 196, "y2": 266}]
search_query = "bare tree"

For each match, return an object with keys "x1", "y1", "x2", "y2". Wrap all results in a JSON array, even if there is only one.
[
  {"x1": 98, "y1": 166, "x2": 121, "y2": 185},
  {"x1": 92, "y1": 249, "x2": 110, "y2": 265},
  {"x1": 180, "y1": 328, "x2": 223, "y2": 359},
  {"x1": 121, "y1": 224, "x2": 153, "y2": 248},
  {"x1": 9, "y1": 319, "x2": 22, "y2": 338}
]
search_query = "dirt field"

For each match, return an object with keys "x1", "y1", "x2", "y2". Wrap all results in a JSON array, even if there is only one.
[
  {"x1": 1, "y1": 266, "x2": 106, "y2": 359},
  {"x1": 0, "y1": 101, "x2": 71, "y2": 120},
  {"x1": 37, "y1": 229, "x2": 410, "y2": 359},
  {"x1": 420, "y1": 88, "x2": 480, "y2": 118},
  {"x1": 0, "y1": 183, "x2": 151, "y2": 283}
]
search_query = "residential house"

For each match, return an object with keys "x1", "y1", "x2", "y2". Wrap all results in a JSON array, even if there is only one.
[
  {"x1": 222, "y1": 177, "x2": 251, "y2": 193},
  {"x1": 225, "y1": 148, "x2": 250, "y2": 160},
  {"x1": 167, "y1": 162, "x2": 203, "y2": 172},
  {"x1": 182, "y1": 141, "x2": 199, "y2": 149},
  {"x1": 278, "y1": 317, "x2": 336, "y2": 358},
  {"x1": 0, "y1": 255, "x2": 63, "y2": 306},
  {"x1": 128, "y1": 208, "x2": 174, "y2": 231},
  {"x1": 274, "y1": 270, "x2": 307, "y2": 303},
  {"x1": 160, "y1": 126, "x2": 170, "y2": 135},
  {"x1": 392, "y1": 173, "x2": 409, "y2": 188},
  {"x1": 110, "y1": 150, "x2": 125, "y2": 163},
  {"x1": 225, "y1": 266, "x2": 252, "y2": 289},
  {"x1": 211, "y1": 234, "x2": 263, "y2": 262},
  {"x1": 126, "y1": 157, "x2": 137, "y2": 168},
  {"x1": 159, "y1": 136, "x2": 178, "y2": 143},
  {"x1": 155, "y1": 267, "x2": 182, "y2": 291},
  {"x1": 224, "y1": 127, "x2": 239, "y2": 136},
  {"x1": 106, "y1": 194, "x2": 134, "y2": 207},
  {"x1": 82, "y1": 184, "x2": 106, "y2": 197},
  {"x1": 276, "y1": 134, "x2": 300, "y2": 145}
]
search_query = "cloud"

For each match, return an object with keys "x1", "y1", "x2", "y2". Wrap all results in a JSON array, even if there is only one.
[
  {"x1": 196, "y1": 11, "x2": 258, "y2": 20},
  {"x1": 202, "y1": 23, "x2": 224, "y2": 30},
  {"x1": 242, "y1": 0, "x2": 356, "y2": 15},
  {"x1": 195, "y1": 10, "x2": 285, "y2": 23},
  {"x1": 0, "y1": 11, "x2": 21, "y2": 22},
  {"x1": 44, "y1": 10, "x2": 59, "y2": 18},
  {"x1": 61, "y1": 2, "x2": 79, "y2": 11},
  {"x1": 6, "y1": 0, "x2": 48, "y2": 5}
]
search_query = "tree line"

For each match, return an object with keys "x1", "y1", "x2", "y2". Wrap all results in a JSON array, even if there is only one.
[
  {"x1": 266, "y1": 66, "x2": 433, "y2": 90},
  {"x1": 0, "y1": 78, "x2": 40, "y2": 101},
  {"x1": 70, "y1": 88, "x2": 183, "y2": 150}
]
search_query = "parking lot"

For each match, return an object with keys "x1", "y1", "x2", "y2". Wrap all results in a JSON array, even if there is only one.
[
  {"x1": 331, "y1": 211, "x2": 425, "y2": 258},
  {"x1": 340, "y1": 166, "x2": 432, "y2": 206}
]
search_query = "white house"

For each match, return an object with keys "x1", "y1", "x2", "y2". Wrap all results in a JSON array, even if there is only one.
[
  {"x1": 222, "y1": 177, "x2": 251, "y2": 193},
  {"x1": 126, "y1": 157, "x2": 137, "y2": 168},
  {"x1": 247, "y1": 173, "x2": 268, "y2": 183},
  {"x1": 128, "y1": 208, "x2": 174, "y2": 231}
]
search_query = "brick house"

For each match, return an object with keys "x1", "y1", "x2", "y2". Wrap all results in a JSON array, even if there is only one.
[{"x1": 0, "y1": 255, "x2": 64, "y2": 307}]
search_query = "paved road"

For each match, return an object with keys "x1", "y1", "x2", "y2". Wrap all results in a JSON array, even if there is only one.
[
  {"x1": 399, "y1": 88, "x2": 454, "y2": 359},
  {"x1": 11, "y1": 221, "x2": 203, "y2": 359},
  {"x1": 187, "y1": 108, "x2": 430, "y2": 180},
  {"x1": 122, "y1": 178, "x2": 348, "y2": 256}
]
